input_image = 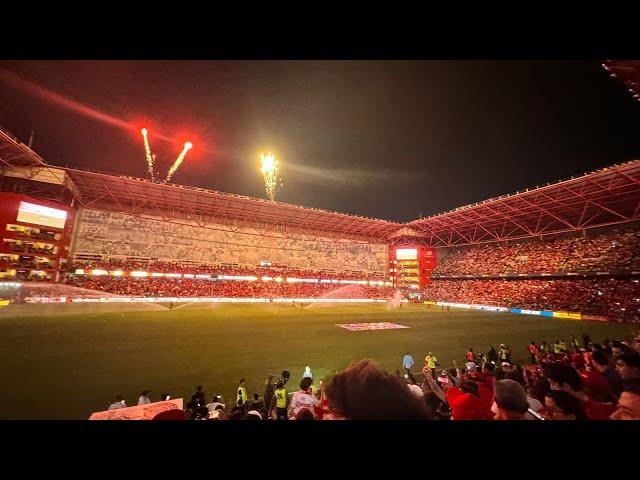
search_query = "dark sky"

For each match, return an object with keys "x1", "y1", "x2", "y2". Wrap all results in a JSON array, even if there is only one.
[{"x1": 1, "y1": 60, "x2": 639, "y2": 222}]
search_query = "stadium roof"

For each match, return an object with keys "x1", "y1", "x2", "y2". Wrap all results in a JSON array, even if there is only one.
[
  {"x1": 63, "y1": 168, "x2": 404, "y2": 241},
  {"x1": 602, "y1": 60, "x2": 640, "y2": 104},
  {"x1": 1, "y1": 124, "x2": 640, "y2": 246},
  {"x1": 0, "y1": 125, "x2": 46, "y2": 168},
  {"x1": 407, "y1": 160, "x2": 640, "y2": 246}
]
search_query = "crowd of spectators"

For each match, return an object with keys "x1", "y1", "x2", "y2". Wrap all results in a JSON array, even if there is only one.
[
  {"x1": 107, "y1": 333, "x2": 640, "y2": 420},
  {"x1": 423, "y1": 278, "x2": 640, "y2": 321},
  {"x1": 70, "y1": 259, "x2": 386, "y2": 281},
  {"x1": 65, "y1": 276, "x2": 395, "y2": 299},
  {"x1": 434, "y1": 230, "x2": 640, "y2": 276}
]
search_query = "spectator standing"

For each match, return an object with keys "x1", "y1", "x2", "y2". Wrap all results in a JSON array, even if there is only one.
[
  {"x1": 289, "y1": 377, "x2": 320, "y2": 419},
  {"x1": 137, "y1": 390, "x2": 151, "y2": 405},
  {"x1": 528, "y1": 341, "x2": 538, "y2": 365},
  {"x1": 108, "y1": 395, "x2": 126, "y2": 410},
  {"x1": 263, "y1": 374, "x2": 276, "y2": 419},
  {"x1": 466, "y1": 348, "x2": 476, "y2": 363},
  {"x1": 487, "y1": 346, "x2": 498, "y2": 365},
  {"x1": 403, "y1": 352, "x2": 414, "y2": 378}
]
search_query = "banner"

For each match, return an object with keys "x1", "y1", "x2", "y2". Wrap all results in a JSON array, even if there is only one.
[{"x1": 89, "y1": 398, "x2": 183, "y2": 420}]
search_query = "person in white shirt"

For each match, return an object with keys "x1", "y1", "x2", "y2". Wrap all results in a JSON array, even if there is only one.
[
  {"x1": 138, "y1": 390, "x2": 151, "y2": 405},
  {"x1": 108, "y1": 395, "x2": 126, "y2": 410},
  {"x1": 207, "y1": 395, "x2": 226, "y2": 415},
  {"x1": 289, "y1": 377, "x2": 320, "y2": 419}
]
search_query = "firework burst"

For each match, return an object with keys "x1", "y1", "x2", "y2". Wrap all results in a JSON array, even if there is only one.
[
  {"x1": 165, "y1": 141, "x2": 193, "y2": 183},
  {"x1": 141, "y1": 128, "x2": 154, "y2": 181},
  {"x1": 260, "y1": 152, "x2": 280, "y2": 201}
]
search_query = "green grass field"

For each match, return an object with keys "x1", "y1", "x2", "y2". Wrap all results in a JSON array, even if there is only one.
[{"x1": 0, "y1": 303, "x2": 635, "y2": 419}]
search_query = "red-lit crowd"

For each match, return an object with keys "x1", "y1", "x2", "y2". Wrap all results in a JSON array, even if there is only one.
[
  {"x1": 65, "y1": 276, "x2": 395, "y2": 299},
  {"x1": 71, "y1": 259, "x2": 386, "y2": 281},
  {"x1": 433, "y1": 230, "x2": 640, "y2": 276},
  {"x1": 423, "y1": 278, "x2": 640, "y2": 322},
  {"x1": 109, "y1": 333, "x2": 640, "y2": 420}
]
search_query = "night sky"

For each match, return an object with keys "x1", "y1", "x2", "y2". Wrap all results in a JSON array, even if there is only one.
[{"x1": 1, "y1": 60, "x2": 639, "y2": 222}]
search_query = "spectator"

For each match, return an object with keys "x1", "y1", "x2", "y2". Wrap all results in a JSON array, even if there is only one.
[
  {"x1": 406, "y1": 374, "x2": 424, "y2": 399},
  {"x1": 207, "y1": 395, "x2": 226, "y2": 415},
  {"x1": 190, "y1": 385, "x2": 205, "y2": 408},
  {"x1": 466, "y1": 348, "x2": 476, "y2": 363},
  {"x1": 615, "y1": 352, "x2": 640, "y2": 381},
  {"x1": 289, "y1": 377, "x2": 320, "y2": 419},
  {"x1": 446, "y1": 385, "x2": 492, "y2": 421},
  {"x1": 544, "y1": 363, "x2": 589, "y2": 404},
  {"x1": 592, "y1": 350, "x2": 623, "y2": 397},
  {"x1": 243, "y1": 410, "x2": 263, "y2": 420},
  {"x1": 610, "y1": 379, "x2": 640, "y2": 420},
  {"x1": 294, "y1": 408, "x2": 314, "y2": 420},
  {"x1": 263, "y1": 374, "x2": 276, "y2": 418},
  {"x1": 493, "y1": 379, "x2": 529, "y2": 420},
  {"x1": 529, "y1": 341, "x2": 539, "y2": 365},
  {"x1": 544, "y1": 390, "x2": 587, "y2": 420},
  {"x1": 424, "y1": 391, "x2": 450, "y2": 420},
  {"x1": 108, "y1": 395, "x2": 126, "y2": 410},
  {"x1": 323, "y1": 359, "x2": 431, "y2": 420},
  {"x1": 137, "y1": 390, "x2": 151, "y2": 405},
  {"x1": 487, "y1": 346, "x2": 498, "y2": 365},
  {"x1": 403, "y1": 352, "x2": 414, "y2": 378}
]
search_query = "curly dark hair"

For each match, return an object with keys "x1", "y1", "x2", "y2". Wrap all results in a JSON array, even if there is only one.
[{"x1": 324, "y1": 359, "x2": 432, "y2": 420}]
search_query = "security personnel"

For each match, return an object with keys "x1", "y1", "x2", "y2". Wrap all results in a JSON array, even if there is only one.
[
  {"x1": 273, "y1": 380, "x2": 288, "y2": 420},
  {"x1": 236, "y1": 379, "x2": 248, "y2": 410},
  {"x1": 553, "y1": 340, "x2": 562, "y2": 354},
  {"x1": 425, "y1": 352, "x2": 438, "y2": 378},
  {"x1": 559, "y1": 339, "x2": 568, "y2": 353}
]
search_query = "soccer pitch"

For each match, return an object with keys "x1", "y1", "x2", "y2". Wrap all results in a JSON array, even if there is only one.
[{"x1": 0, "y1": 303, "x2": 633, "y2": 419}]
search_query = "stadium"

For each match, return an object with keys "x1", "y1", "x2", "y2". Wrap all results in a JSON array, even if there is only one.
[{"x1": 1, "y1": 61, "x2": 640, "y2": 421}]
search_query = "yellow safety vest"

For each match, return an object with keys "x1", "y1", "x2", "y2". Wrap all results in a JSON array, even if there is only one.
[
  {"x1": 237, "y1": 386, "x2": 247, "y2": 404},
  {"x1": 275, "y1": 388, "x2": 287, "y2": 408}
]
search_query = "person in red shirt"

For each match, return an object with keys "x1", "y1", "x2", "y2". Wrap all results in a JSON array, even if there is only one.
[{"x1": 466, "y1": 348, "x2": 476, "y2": 363}]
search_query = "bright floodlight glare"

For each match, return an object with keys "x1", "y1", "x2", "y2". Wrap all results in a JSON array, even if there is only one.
[
  {"x1": 185, "y1": 141, "x2": 193, "y2": 150},
  {"x1": 141, "y1": 128, "x2": 148, "y2": 135}
]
